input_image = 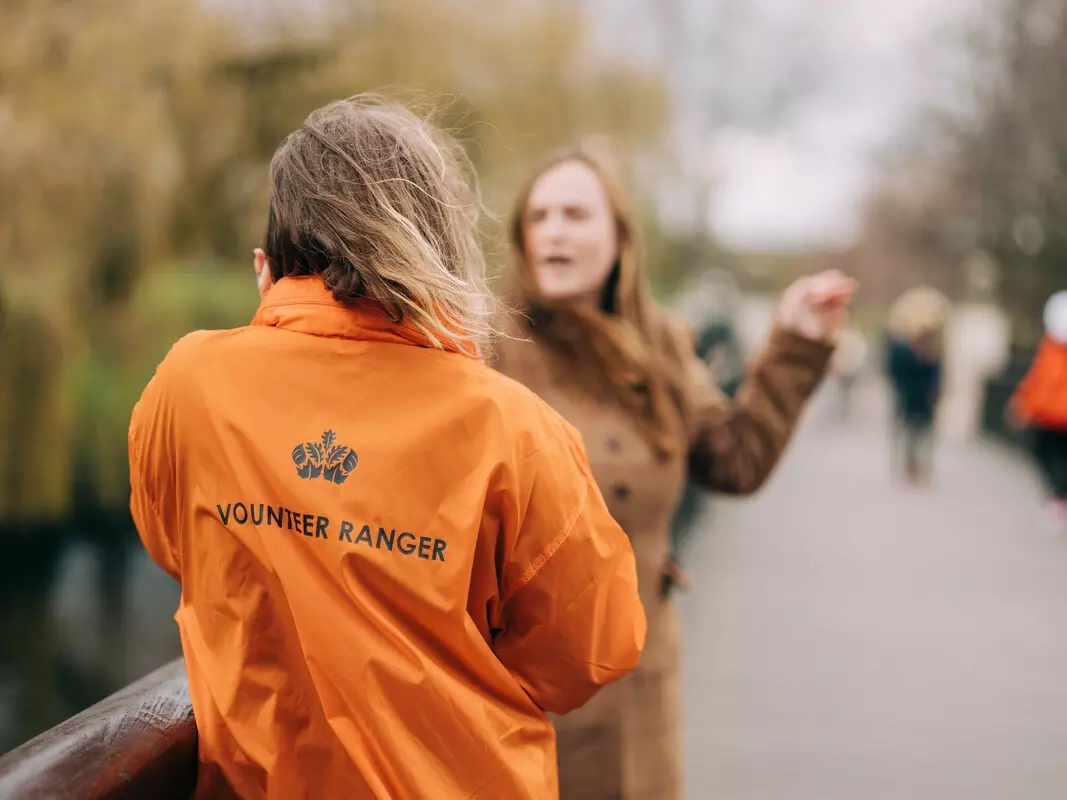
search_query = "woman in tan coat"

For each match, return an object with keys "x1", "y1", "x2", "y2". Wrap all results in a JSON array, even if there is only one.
[{"x1": 491, "y1": 145, "x2": 856, "y2": 799}]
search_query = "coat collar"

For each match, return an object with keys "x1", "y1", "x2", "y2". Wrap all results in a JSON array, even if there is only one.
[{"x1": 251, "y1": 276, "x2": 478, "y2": 357}]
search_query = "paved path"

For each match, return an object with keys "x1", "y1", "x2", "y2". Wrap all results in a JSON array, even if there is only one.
[{"x1": 680, "y1": 378, "x2": 1067, "y2": 799}]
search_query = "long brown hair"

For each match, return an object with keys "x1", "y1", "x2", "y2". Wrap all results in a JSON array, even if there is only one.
[
  {"x1": 507, "y1": 144, "x2": 690, "y2": 459},
  {"x1": 265, "y1": 94, "x2": 495, "y2": 353}
]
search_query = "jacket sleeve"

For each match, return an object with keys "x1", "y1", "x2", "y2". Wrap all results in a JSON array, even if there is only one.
[
  {"x1": 673, "y1": 318, "x2": 835, "y2": 495},
  {"x1": 491, "y1": 415, "x2": 646, "y2": 715},
  {"x1": 128, "y1": 368, "x2": 181, "y2": 582}
]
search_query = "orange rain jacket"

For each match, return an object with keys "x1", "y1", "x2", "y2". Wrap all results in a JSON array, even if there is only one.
[
  {"x1": 1012, "y1": 334, "x2": 1067, "y2": 430},
  {"x1": 128, "y1": 276, "x2": 646, "y2": 799}
]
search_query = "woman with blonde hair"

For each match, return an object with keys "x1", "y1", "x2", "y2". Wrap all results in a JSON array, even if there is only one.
[
  {"x1": 885, "y1": 286, "x2": 949, "y2": 485},
  {"x1": 491, "y1": 143, "x2": 855, "y2": 799},
  {"x1": 129, "y1": 96, "x2": 647, "y2": 799}
]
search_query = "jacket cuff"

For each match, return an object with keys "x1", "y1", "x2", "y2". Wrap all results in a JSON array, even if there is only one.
[{"x1": 765, "y1": 324, "x2": 836, "y2": 373}]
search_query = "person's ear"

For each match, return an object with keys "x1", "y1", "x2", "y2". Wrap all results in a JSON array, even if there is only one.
[{"x1": 253, "y1": 248, "x2": 274, "y2": 299}]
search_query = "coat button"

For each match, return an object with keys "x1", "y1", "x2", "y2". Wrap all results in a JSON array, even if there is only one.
[{"x1": 613, "y1": 484, "x2": 630, "y2": 501}]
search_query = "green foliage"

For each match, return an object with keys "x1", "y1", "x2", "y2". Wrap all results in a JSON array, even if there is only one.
[{"x1": 0, "y1": 298, "x2": 71, "y2": 522}]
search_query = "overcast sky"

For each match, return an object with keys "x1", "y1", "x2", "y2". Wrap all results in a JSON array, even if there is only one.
[
  {"x1": 696, "y1": 0, "x2": 981, "y2": 251},
  {"x1": 205, "y1": 0, "x2": 984, "y2": 252}
]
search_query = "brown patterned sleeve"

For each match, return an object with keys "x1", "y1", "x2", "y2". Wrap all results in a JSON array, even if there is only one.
[{"x1": 667, "y1": 316, "x2": 835, "y2": 495}]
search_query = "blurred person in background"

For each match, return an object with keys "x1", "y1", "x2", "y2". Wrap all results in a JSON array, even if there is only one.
[
  {"x1": 1008, "y1": 291, "x2": 1067, "y2": 534},
  {"x1": 886, "y1": 287, "x2": 948, "y2": 486},
  {"x1": 830, "y1": 324, "x2": 868, "y2": 421},
  {"x1": 667, "y1": 315, "x2": 745, "y2": 588},
  {"x1": 131, "y1": 96, "x2": 647, "y2": 800},
  {"x1": 667, "y1": 273, "x2": 746, "y2": 574},
  {"x1": 491, "y1": 143, "x2": 856, "y2": 800}
]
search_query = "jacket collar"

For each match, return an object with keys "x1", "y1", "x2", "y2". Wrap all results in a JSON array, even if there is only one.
[{"x1": 251, "y1": 276, "x2": 478, "y2": 357}]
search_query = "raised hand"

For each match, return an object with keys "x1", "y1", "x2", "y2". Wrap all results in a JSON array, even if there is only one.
[{"x1": 776, "y1": 269, "x2": 857, "y2": 342}]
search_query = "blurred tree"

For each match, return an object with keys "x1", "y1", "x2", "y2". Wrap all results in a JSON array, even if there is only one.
[
  {"x1": 950, "y1": 0, "x2": 1067, "y2": 340},
  {"x1": 0, "y1": 0, "x2": 237, "y2": 522},
  {"x1": 856, "y1": 0, "x2": 1067, "y2": 343},
  {"x1": 0, "y1": 0, "x2": 234, "y2": 310},
  {"x1": 0, "y1": 293, "x2": 70, "y2": 524}
]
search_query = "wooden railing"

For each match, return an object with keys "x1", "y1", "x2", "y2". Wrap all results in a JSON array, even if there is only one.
[{"x1": 0, "y1": 658, "x2": 196, "y2": 799}]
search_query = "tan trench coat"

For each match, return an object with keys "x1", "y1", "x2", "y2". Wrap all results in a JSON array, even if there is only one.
[{"x1": 491, "y1": 312, "x2": 834, "y2": 799}]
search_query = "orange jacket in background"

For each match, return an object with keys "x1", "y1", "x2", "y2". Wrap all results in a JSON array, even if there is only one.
[
  {"x1": 1012, "y1": 334, "x2": 1067, "y2": 430},
  {"x1": 128, "y1": 276, "x2": 646, "y2": 799}
]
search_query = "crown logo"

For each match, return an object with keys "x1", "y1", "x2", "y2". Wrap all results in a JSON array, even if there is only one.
[{"x1": 292, "y1": 430, "x2": 358, "y2": 484}]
